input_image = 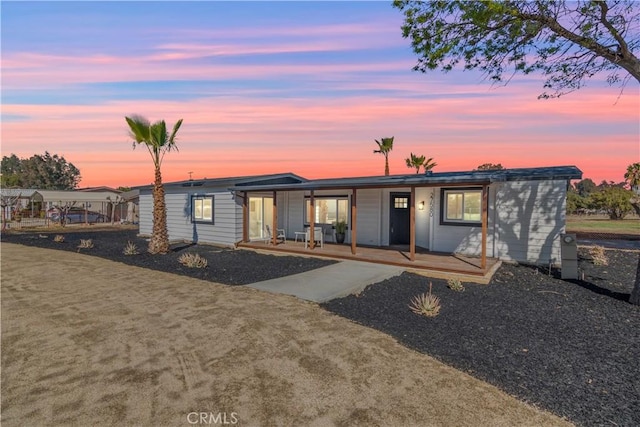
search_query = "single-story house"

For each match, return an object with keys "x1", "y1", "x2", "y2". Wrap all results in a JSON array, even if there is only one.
[{"x1": 138, "y1": 166, "x2": 582, "y2": 272}]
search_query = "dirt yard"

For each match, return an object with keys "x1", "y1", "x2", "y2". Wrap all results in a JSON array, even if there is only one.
[{"x1": 1, "y1": 243, "x2": 570, "y2": 426}]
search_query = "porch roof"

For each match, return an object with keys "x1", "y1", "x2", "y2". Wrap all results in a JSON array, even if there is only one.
[{"x1": 230, "y1": 166, "x2": 582, "y2": 192}]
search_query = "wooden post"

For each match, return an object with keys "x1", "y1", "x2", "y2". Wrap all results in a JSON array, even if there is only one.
[
  {"x1": 410, "y1": 186, "x2": 416, "y2": 261},
  {"x1": 242, "y1": 192, "x2": 248, "y2": 243},
  {"x1": 351, "y1": 188, "x2": 357, "y2": 255},
  {"x1": 481, "y1": 185, "x2": 488, "y2": 270},
  {"x1": 309, "y1": 191, "x2": 315, "y2": 249},
  {"x1": 272, "y1": 190, "x2": 278, "y2": 245}
]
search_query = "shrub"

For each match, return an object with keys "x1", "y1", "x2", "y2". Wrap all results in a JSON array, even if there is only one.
[
  {"x1": 178, "y1": 252, "x2": 208, "y2": 268},
  {"x1": 589, "y1": 245, "x2": 608, "y2": 266},
  {"x1": 77, "y1": 239, "x2": 94, "y2": 249},
  {"x1": 123, "y1": 241, "x2": 139, "y2": 256},
  {"x1": 409, "y1": 282, "x2": 441, "y2": 317},
  {"x1": 53, "y1": 235, "x2": 65, "y2": 243},
  {"x1": 447, "y1": 278, "x2": 465, "y2": 292}
]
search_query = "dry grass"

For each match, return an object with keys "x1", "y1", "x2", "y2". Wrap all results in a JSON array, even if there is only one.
[
  {"x1": 77, "y1": 239, "x2": 94, "y2": 249},
  {"x1": 589, "y1": 245, "x2": 608, "y2": 266},
  {"x1": 1, "y1": 243, "x2": 571, "y2": 427}
]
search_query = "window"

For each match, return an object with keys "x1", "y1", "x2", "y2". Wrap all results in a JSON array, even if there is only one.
[
  {"x1": 440, "y1": 188, "x2": 482, "y2": 225},
  {"x1": 192, "y1": 195, "x2": 214, "y2": 223},
  {"x1": 305, "y1": 197, "x2": 348, "y2": 224},
  {"x1": 394, "y1": 197, "x2": 408, "y2": 209}
]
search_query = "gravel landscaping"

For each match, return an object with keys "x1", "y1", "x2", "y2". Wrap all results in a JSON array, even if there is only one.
[
  {"x1": 2, "y1": 227, "x2": 639, "y2": 426},
  {"x1": 0, "y1": 227, "x2": 335, "y2": 285}
]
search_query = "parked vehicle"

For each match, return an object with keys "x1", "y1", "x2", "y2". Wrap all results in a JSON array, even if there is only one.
[{"x1": 48, "y1": 207, "x2": 106, "y2": 224}]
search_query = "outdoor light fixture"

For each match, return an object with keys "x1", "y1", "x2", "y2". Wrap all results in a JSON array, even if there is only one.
[{"x1": 418, "y1": 201, "x2": 425, "y2": 210}]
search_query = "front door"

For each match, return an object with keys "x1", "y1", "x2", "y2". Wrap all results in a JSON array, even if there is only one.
[{"x1": 389, "y1": 192, "x2": 411, "y2": 245}]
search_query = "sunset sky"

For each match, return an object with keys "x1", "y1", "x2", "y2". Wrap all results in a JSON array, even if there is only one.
[{"x1": 2, "y1": 1, "x2": 638, "y2": 189}]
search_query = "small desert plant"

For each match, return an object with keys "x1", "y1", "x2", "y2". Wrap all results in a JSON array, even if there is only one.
[
  {"x1": 123, "y1": 241, "x2": 139, "y2": 255},
  {"x1": 178, "y1": 252, "x2": 208, "y2": 268},
  {"x1": 409, "y1": 282, "x2": 441, "y2": 317},
  {"x1": 77, "y1": 239, "x2": 94, "y2": 249},
  {"x1": 589, "y1": 245, "x2": 608, "y2": 266},
  {"x1": 447, "y1": 278, "x2": 465, "y2": 292},
  {"x1": 53, "y1": 235, "x2": 65, "y2": 243}
]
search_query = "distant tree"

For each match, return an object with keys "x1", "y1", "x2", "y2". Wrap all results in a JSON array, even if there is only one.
[
  {"x1": 566, "y1": 189, "x2": 587, "y2": 215},
  {"x1": 589, "y1": 186, "x2": 634, "y2": 220},
  {"x1": 405, "y1": 153, "x2": 426, "y2": 174},
  {"x1": 126, "y1": 115, "x2": 183, "y2": 254},
  {"x1": 476, "y1": 163, "x2": 505, "y2": 171},
  {"x1": 625, "y1": 162, "x2": 640, "y2": 192},
  {"x1": 1, "y1": 152, "x2": 81, "y2": 190},
  {"x1": 394, "y1": 0, "x2": 640, "y2": 98},
  {"x1": 423, "y1": 157, "x2": 437, "y2": 173},
  {"x1": 117, "y1": 186, "x2": 132, "y2": 192},
  {"x1": 373, "y1": 137, "x2": 394, "y2": 176},
  {"x1": 574, "y1": 178, "x2": 597, "y2": 197}
]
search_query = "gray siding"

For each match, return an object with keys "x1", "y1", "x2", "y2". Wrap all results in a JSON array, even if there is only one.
[
  {"x1": 138, "y1": 188, "x2": 241, "y2": 247},
  {"x1": 355, "y1": 189, "x2": 382, "y2": 246},
  {"x1": 431, "y1": 180, "x2": 566, "y2": 264},
  {"x1": 493, "y1": 180, "x2": 566, "y2": 265}
]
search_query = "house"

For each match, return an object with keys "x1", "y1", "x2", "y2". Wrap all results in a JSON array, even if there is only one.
[{"x1": 137, "y1": 166, "x2": 582, "y2": 272}]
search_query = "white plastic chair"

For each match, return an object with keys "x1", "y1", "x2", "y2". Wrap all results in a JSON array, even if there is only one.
[{"x1": 304, "y1": 226, "x2": 323, "y2": 248}]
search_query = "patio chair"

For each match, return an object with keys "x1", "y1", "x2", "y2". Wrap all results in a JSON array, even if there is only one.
[
  {"x1": 265, "y1": 225, "x2": 286, "y2": 244},
  {"x1": 304, "y1": 226, "x2": 323, "y2": 249}
]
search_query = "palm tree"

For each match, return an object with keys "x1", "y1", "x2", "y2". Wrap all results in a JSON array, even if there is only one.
[
  {"x1": 405, "y1": 153, "x2": 426, "y2": 174},
  {"x1": 423, "y1": 157, "x2": 437, "y2": 173},
  {"x1": 126, "y1": 115, "x2": 183, "y2": 254},
  {"x1": 625, "y1": 162, "x2": 640, "y2": 193},
  {"x1": 373, "y1": 137, "x2": 394, "y2": 176}
]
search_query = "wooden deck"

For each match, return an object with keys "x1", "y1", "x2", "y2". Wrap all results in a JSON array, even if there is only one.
[{"x1": 239, "y1": 240, "x2": 501, "y2": 284}]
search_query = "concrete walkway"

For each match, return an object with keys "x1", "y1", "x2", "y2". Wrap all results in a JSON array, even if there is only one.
[{"x1": 246, "y1": 260, "x2": 403, "y2": 303}]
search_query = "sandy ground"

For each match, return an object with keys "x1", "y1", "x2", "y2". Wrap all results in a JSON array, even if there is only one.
[{"x1": 1, "y1": 243, "x2": 571, "y2": 426}]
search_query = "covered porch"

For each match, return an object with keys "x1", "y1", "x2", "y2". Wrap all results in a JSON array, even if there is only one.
[{"x1": 238, "y1": 240, "x2": 501, "y2": 284}]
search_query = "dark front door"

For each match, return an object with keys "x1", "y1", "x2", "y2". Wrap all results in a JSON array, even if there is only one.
[{"x1": 390, "y1": 192, "x2": 411, "y2": 245}]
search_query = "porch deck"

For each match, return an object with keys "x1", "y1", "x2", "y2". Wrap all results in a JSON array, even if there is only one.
[{"x1": 238, "y1": 240, "x2": 501, "y2": 284}]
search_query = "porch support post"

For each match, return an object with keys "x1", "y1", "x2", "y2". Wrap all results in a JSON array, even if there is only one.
[
  {"x1": 272, "y1": 190, "x2": 278, "y2": 245},
  {"x1": 242, "y1": 191, "x2": 248, "y2": 243},
  {"x1": 481, "y1": 184, "x2": 488, "y2": 270},
  {"x1": 410, "y1": 186, "x2": 416, "y2": 261},
  {"x1": 309, "y1": 190, "x2": 315, "y2": 250},
  {"x1": 351, "y1": 188, "x2": 357, "y2": 255}
]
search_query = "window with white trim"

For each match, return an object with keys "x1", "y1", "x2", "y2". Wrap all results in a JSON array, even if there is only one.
[
  {"x1": 304, "y1": 197, "x2": 349, "y2": 224},
  {"x1": 441, "y1": 188, "x2": 482, "y2": 225},
  {"x1": 192, "y1": 195, "x2": 214, "y2": 223}
]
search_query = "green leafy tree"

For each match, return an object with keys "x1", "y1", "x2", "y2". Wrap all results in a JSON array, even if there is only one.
[
  {"x1": 394, "y1": 0, "x2": 640, "y2": 98},
  {"x1": 1, "y1": 152, "x2": 81, "y2": 189},
  {"x1": 589, "y1": 186, "x2": 634, "y2": 220},
  {"x1": 476, "y1": 163, "x2": 505, "y2": 171},
  {"x1": 574, "y1": 178, "x2": 597, "y2": 197},
  {"x1": 126, "y1": 115, "x2": 183, "y2": 254},
  {"x1": 566, "y1": 188, "x2": 588, "y2": 215},
  {"x1": 405, "y1": 153, "x2": 426, "y2": 173},
  {"x1": 373, "y1": 136, "x2": 394, "y2": 176}
]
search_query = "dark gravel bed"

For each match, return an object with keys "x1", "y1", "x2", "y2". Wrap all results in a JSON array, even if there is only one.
[
  {"x1": 323, "y1": 248, "x2": 640, "y2": 427},
  {"x1": 0, "y1": 228, "x2": 336, "y2": 285}
]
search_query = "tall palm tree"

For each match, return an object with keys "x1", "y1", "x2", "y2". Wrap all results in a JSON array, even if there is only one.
[
  {"x1": 373, "y1": 136, "x2": 394, "y2": 176},
  {"x1": 405, "y1": 152, "x2": 426, "y2": 174},
  {"x1": 126, "y1": 115, "x2": 183, "y2": 254}
]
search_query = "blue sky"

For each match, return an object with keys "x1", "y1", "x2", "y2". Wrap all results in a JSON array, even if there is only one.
[{"x1": 2, "y1": 1, "x2": 638, "y2": 187}]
